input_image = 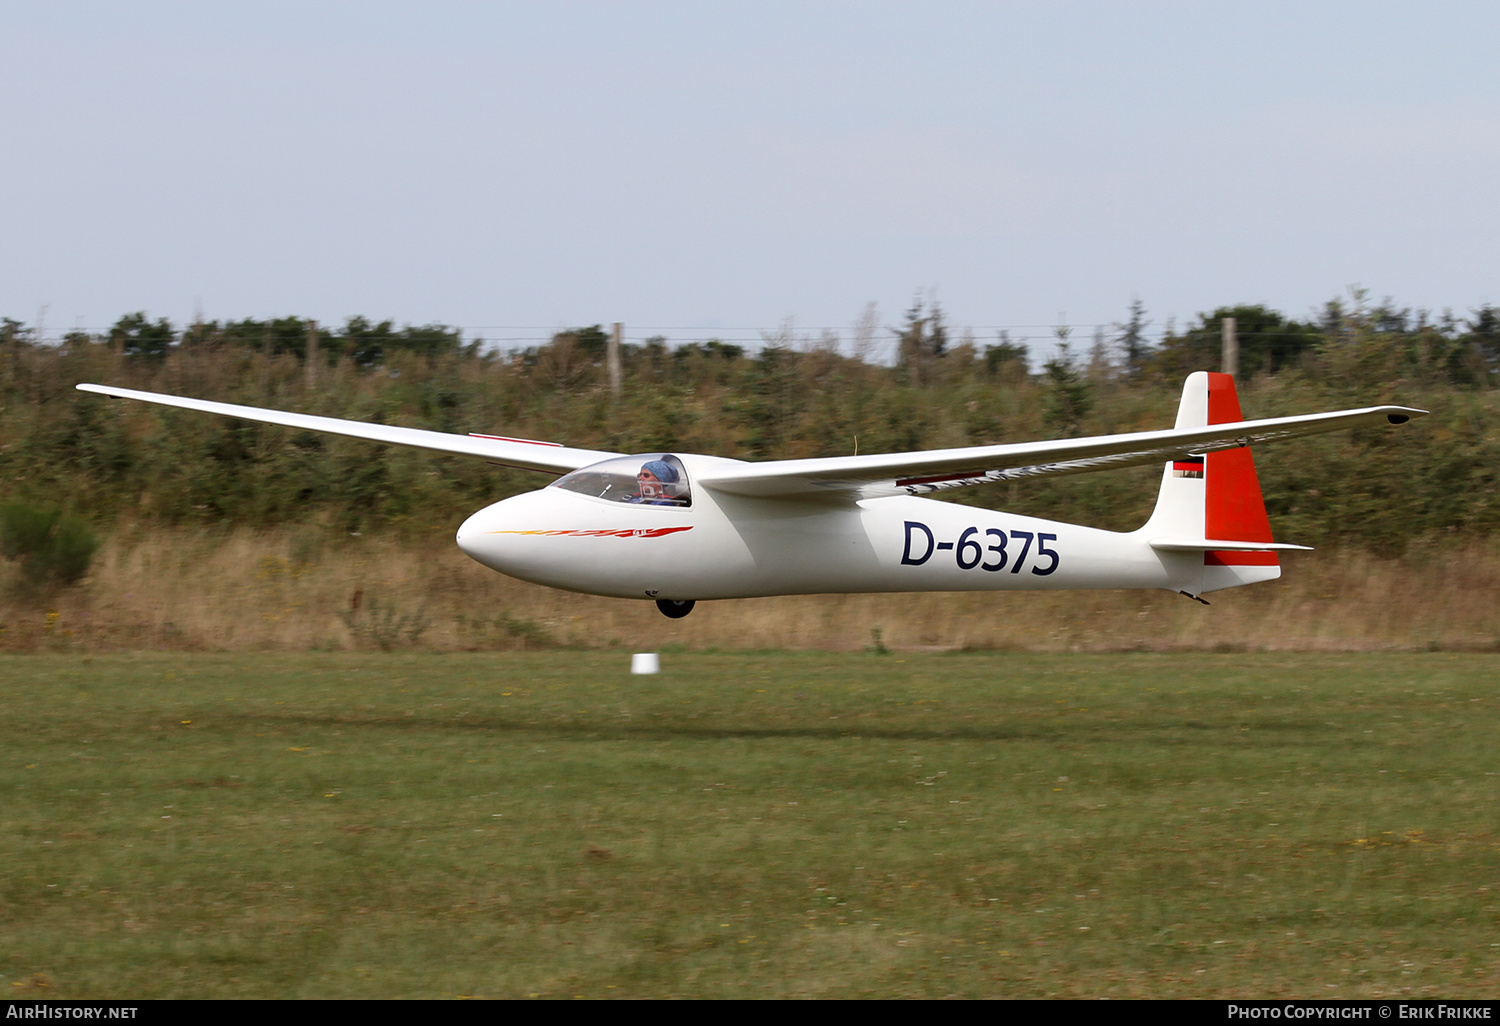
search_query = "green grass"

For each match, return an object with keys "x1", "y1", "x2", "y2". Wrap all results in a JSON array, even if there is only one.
[{"x1": 3, "y1": 651, "x2": 1498, "y2": 998}]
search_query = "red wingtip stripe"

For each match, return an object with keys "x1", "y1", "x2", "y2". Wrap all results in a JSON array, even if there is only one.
[{"x1": 469, "y1": 433, "x2": 564, "y2": 447}]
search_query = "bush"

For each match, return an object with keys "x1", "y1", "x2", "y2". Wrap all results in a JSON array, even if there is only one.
[{"x1": 0, "y1": 502, "x2": 99, "y2": 588}]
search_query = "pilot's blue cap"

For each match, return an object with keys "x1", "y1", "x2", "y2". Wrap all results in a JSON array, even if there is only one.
[{"x1": 641, "y1": 460, "x2": 679, "y2": 483}]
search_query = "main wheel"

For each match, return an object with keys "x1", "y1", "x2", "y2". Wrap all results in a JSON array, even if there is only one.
[{"x1": 656, "y1": 599, "x2": 696, "y2": 619}]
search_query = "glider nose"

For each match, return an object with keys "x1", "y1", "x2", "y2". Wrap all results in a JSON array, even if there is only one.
[{"x1": 456, "y1": 499, "x2": 523, "y2": 574}]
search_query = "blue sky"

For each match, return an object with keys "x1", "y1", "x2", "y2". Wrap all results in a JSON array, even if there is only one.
[{"x1": 3, "y1": 1, "x2": 1495, "y2": 358}]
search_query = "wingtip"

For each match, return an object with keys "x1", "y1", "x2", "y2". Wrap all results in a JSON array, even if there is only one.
[
  {"x1": 77, "y1": 383, "x2": 139, "y2": 399},
  {"x1": 1382, "y1": 406, "x2": 1429, "y2": 425}
]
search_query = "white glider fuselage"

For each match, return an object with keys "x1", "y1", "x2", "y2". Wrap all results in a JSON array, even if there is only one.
[{"x1": 456, "y1": 458, "x2": 1262, "y2": 602}]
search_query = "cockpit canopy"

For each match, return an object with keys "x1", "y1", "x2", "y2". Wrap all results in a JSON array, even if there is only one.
[{"x1": 551, "y1": 454, "x2": 692, "y2": 508}]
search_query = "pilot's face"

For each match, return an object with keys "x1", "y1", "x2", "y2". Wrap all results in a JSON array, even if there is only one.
[{"x1": 638, "y1": 469, "x2": 661, "y2": 498}]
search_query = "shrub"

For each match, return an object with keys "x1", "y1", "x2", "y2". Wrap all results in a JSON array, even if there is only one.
[{"x1": 0, "y1": 502, "x2": 99, "y2": 587}]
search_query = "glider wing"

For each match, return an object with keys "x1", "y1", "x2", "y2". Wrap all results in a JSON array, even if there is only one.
[
  {"x1": 75, "y1": 383, "x2": 618, "y2": 475},
  {"x1": 694, "y1": 405, "x2": 1426, "y2": 499}
]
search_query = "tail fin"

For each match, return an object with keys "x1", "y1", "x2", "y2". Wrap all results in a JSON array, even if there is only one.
[{"x1": 1141, "y1": 372, "x2": 1302, "y2": 595}]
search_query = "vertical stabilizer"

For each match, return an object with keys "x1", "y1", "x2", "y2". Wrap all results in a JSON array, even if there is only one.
[
  {"x1": 1141, "y1": 372, "x2": 1283, "y2": 595},
  {"x1": 1141, "y1": 372, "x2": 1210, "y2": 542}
]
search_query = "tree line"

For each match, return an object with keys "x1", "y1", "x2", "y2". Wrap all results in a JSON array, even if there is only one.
[{"x1": 0, "y1": 293, "x2": 1495, "y2": 562}]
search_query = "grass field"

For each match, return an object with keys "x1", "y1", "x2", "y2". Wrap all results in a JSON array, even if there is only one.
[{"x1": 4, "y1": 651, "x2": 1498, "y2": 999}]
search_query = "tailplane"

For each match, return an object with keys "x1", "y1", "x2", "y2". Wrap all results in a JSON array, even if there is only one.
[{"x1": 1140, "y1": 372, "x2": 1306, "y2": 596}]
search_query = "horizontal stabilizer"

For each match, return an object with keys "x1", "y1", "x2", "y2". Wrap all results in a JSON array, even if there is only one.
[{"x1": 1149, "y1": 537, "x2": 1313, "y2": 552}]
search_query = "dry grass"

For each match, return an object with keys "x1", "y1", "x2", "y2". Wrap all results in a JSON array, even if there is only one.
[{"x1": 2, "y1": 526, "x2": 1497, "y2": 653}]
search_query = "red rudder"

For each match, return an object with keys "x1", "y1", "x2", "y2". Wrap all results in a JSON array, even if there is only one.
[{"x1": 1203, "y1": 373, "x2": 1277, "y2": 566}]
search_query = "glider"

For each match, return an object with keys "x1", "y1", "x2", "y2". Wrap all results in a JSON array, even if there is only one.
[{"x1": 77, "y1": 373, "x2": 1423, "y2": 618}]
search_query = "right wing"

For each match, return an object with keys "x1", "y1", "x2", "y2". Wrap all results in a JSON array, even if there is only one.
[
  {"x1": 75, "y1": 383, "x2": 619, "y2": 475},
  {"x1": 694, "y1": 405, "x2": 1426, "y2": 499}
]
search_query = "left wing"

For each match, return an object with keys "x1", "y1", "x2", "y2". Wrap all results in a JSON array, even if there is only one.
[
  {"x1": 75, "y1": 384, "x2": 619, "y2": 475},
  {"x1": 695, "y1": 405, "x2": 1425, "y2": 499}
]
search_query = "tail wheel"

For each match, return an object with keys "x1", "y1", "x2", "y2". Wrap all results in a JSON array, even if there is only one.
[{"x1": 655, "y1": 599, "x2": 696, "y2": 619}]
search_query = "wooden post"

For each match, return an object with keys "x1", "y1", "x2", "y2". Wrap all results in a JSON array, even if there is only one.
[
  {"x1": 2, "y1": 319, "x2": 14, "y2": 392},
  {"x1": 306, "y1": 320, "x2": 319, "y2": 390},
  {"x1": 608, "y1": 322, "x2": 623, "y2": 396},
  {"x1": 261, "y1": 322, "x2": 272, "y2": 393},
  {"x1": 1221, "y1": 316, "x2": 1238, "y2": 377}
]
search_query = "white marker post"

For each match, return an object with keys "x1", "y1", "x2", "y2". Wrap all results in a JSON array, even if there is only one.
[{"x1": 631, "y1": 653, "x2": 660, "y2": 675}]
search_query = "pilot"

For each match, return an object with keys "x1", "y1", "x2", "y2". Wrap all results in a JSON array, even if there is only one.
[{"x1": 632, "y1": 460, "x2": 687, "y2": 505}]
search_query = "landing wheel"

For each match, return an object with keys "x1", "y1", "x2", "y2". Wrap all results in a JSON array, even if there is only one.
[{"x1": 656, "y1": 599, "x2": 696, "y2": 619}]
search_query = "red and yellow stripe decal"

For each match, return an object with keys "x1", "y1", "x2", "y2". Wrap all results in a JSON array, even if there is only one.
[{"x1": 485, "y1": 527, "x2": 694, "y2": 539}]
